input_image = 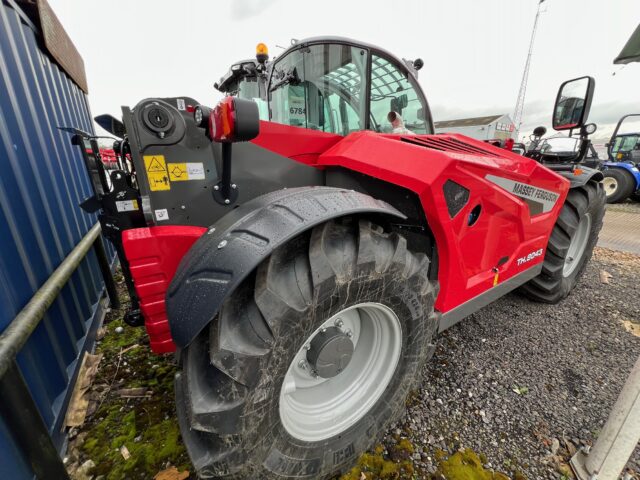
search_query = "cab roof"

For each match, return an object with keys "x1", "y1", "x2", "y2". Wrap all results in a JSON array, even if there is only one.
[{"x1": 276, "y1": 36, "x2": 421, "y2": 79}]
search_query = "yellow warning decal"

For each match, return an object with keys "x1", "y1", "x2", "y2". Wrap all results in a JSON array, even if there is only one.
[
  {"x1": 143, "y1": 155, "x2": 170, "y2": 191},
  {"x1": 168, "y1": 163, "x2": 188, "y2": 182},
  {"x1": 167, "y1": 162, "x2": 206, "y2": 182}
]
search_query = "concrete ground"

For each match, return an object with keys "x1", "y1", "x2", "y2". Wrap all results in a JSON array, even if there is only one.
[{"x1": 599, "y1": 201, "x2": 640, "y2": 255}]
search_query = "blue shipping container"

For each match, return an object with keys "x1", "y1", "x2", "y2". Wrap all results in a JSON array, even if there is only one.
[{"x1": 0, "y1": 0, "x2": 112, "y2": 477}]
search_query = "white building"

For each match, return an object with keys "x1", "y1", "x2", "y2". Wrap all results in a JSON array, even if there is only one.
[{"x1": 434, "y1": 114, "x2": 515, "y2": 141}]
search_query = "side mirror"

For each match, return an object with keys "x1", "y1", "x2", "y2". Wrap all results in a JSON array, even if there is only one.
[
  {"x1": 552, "y1": 76, "x2": 595, "y2": 131},
  {"x1": 94, "y1": 114, "x2": 126, "y2": 138}
]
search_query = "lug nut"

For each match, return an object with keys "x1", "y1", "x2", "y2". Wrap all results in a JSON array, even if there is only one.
[
  {"x1": 224, "y1": 199, "x2": 230, "y2": 204},
  {"x1": 304, "y1": 344, "x2": 311, "y2": 351},
  {"x1": 214, "y1": 185, "x2": 219, "y2": 191},
  {"x1": 217, "y1": 240, "x2": 227, "y2": 249},
  {"x1": 321, "y1": 327, "x2": 327, "y2": 333},
  {"x1": 298, "y1": 360, "x2": 307, "y2": 370},
  {"x1": 334, "y1": 318, "x2": 344, "y2": 328},
  {"x1": 345, "y1": 329, "x2": 353, "y2": 338}
]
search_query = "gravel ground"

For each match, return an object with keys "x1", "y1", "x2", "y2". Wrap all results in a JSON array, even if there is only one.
[
  {"x1": 68, "y1": 247, "x2": 640, "y2": 479},
  {"x1": 381, "y1": 247, "x2": 640, "y2": 479}
]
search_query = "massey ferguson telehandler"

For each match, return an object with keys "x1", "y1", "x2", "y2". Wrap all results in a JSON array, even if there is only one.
[{"x1": 69, "y1": 37, "x2": 605, "y2": 479}]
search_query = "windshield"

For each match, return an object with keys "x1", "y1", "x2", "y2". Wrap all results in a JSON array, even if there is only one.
[
  {"x1": 369, "y1": 55, "x2": 428, "y2": 134},
  {"x1": 536, "y1": 137, "x2": 579, "y2": 155},
  {"x1": 269, "y1": 44, "x2": 368, "y2": 134},
  {"x1": 612, "y1": 134, "x2": 640, "y2": 154},
  {"x1": 269, "y1": 43, "x2": 432, "y2": 135}
]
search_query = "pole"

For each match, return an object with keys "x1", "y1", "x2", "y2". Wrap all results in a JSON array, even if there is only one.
[
  {"x1": 513, "y1": 0, "x2": 545, "y2": 139},
  {"x1": 93, "y1": 234, "x2": 120, "y2": 309},
  {"x1": 0, "y1": 361, "x2": 70, "y2": 479},
  {"x1": 571, "y1": 356, "x2": 640, "y2": 480}
]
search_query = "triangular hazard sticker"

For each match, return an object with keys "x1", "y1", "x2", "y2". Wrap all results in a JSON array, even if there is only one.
[{"x1": 147, "y1": 157, "x2": 165, "y2": 172}]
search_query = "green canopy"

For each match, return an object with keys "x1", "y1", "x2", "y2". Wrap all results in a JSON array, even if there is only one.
[{"x1": 614, "y1": 24, "x2": 640, "y2": 64}]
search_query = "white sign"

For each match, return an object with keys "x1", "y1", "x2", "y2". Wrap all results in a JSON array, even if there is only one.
[
  {"x1": 155, "y1": 209, "x2": 169, "y2": 221},
  {"x1": 115, "y1": 199, "x2": 138, "y2": 213},
  {"x1": 289, "y1": 96, "x2": 306, "y2": 122},
  {"x1": 186, "y1": 163, "x2": 205, "y2": 180}
]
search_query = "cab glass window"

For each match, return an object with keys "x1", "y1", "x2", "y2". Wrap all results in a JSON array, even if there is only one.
[
  {"x1": 612, "y1": 134, "x2": 640, "y2": 154},
  {"x1": 369, "y1": 55, "x2": 428, "y2": 134},
  {"x1": 269, "y1": 44, "x2": 368, "y2": 135},
  {"x1": 233, "y1": 77, "x2": 268, "y2": 120}
]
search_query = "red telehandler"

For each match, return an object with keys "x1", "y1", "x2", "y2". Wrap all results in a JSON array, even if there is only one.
[{"x1": 70, "y1": 38, "x2": 604, "y2": 479}]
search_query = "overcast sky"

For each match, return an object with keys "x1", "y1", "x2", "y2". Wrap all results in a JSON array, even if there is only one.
[{"x1": 49, "y1": 0, "x2": 639, "y2": 142}]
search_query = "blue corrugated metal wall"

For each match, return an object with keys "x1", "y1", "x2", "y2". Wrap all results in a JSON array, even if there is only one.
[{"x1": 0, "y1": 1, "x2": 111, "y2": 478}]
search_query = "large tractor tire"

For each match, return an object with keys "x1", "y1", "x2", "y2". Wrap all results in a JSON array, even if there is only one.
[
  {"x1": 520, "y1": 179, "x2": 605, "y2": 303},
  {"x1": 176, "y1": 218, "x2": 438, "y2": 479},
  {"x1": 602, "y1": 168, "x2": 635, "y2": 203}
]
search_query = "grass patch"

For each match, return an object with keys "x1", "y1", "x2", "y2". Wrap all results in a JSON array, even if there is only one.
[{"x1": 67, "y1": 272, "x2": 191, "y2": 479}]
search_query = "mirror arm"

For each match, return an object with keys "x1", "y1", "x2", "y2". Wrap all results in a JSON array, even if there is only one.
[{"x1": 213, "y1": 143, "x2": 238, "y2": 206}]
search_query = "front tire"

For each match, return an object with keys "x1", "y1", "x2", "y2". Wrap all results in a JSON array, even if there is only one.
[
  {"x1": 176, "y1": 218, "x2": 438, "y2": 479},
  {"x1": 602, "y1": 168, "x2": 635, "y2": 203},
  {"x1": 519, "y1": 179, "x2": 605, "y2": 303}
]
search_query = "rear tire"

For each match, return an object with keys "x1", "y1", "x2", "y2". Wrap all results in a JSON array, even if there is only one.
[
  {"x1": 519, "y1": 180, "x2": 605, "y2": 303},
  {"x1": 176, "y1": 218, "x2": 438, "y2": 479},
  {"x1": 602, "y1": 168, "x2": 635, "y2": 203}
]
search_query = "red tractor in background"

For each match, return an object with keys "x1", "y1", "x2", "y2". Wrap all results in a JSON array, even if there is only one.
[{"x1": 71, "y1": 37, "x2": 604, "y2": 479}]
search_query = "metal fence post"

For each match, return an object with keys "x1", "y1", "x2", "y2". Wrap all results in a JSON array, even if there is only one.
[
  {"x1": 93, "y1": 233, "x2": 120, "y2": 309},
  {"x1": 0, "y1": 361, "x2": 70, "y2": 479}
]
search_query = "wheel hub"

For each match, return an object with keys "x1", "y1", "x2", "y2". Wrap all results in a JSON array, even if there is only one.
[
  {"x1": 306, "y1": 327, "x2": 354, "y2": 378},
  {"x1": 279, "y1": 303, "x2": 402, "y2": 442},
  {"x1": 603, "y1": 176, "x2": 618, "y2": 197}
]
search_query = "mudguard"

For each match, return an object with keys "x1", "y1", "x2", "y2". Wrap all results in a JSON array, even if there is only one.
[
  {"x1": 557, "y1": 166, "x2": 603, "y2": 188},
  {"x1": 165, "y1": 187, "x2": 406, "y2": 348},
  {"x1": 602, "y1": 162, "x2": 640, "y2": 189}
]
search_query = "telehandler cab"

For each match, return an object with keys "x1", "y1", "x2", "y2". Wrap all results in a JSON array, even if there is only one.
[{"x1": 71, "y1": 37, "x2": 605, "y2": 479}]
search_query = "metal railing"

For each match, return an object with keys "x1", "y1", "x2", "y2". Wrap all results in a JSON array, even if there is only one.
[{"x1": 0, "y1": 223, "x2": 119, "y2": 479}]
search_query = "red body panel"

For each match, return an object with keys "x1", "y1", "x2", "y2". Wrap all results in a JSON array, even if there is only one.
[
  {"x1": 251, "y1": 120, "x2": 342, "y2": 164},
  {"x1": 122, "y1": 226, "x2": 206, "y2": 353},
  {"x1": 253, "y1": 123, "x2": 569, "y2": 313},
  {"x1": 122, "y1": 122, "x2": 569, "y2": 351},
  {"x1": 316, "y1": 131, "x2": 568, "y2": 312}
]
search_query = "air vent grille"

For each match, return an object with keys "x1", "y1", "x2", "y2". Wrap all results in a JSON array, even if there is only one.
[{"x1": 401, "y1": 135, "x2": 501, "y2": 157}]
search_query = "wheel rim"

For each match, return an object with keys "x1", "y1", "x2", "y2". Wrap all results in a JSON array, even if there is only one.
[
  {"x1": 279, "y1": 302, "x2": 402, "y2": 442},
  {"x1": 563, "y1": 212, "x2": 592, "y2": 277},
  {"x1": 602, "y1": 176, "x2": 618, "y2": 197}
]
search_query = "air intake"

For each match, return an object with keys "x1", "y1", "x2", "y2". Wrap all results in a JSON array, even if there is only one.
[{"x1": 401, "y1": 135, "x2": 501, "y2": 157}]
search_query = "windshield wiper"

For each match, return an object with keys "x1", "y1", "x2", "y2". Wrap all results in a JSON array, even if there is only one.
[{"x1": 269, "y1": 67, "x2": 301, "y2": 92}]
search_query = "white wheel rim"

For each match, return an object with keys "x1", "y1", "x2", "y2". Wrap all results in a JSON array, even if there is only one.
[
  {"x1": 602, "y1": 176, "x2": 618, "y2": 197},
  {"x1": 279, "y1": 302, "x2": 402, "y2": 442},
  {"x1": 563, "y1": 212, "x2": 592, "y2": 277}
]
